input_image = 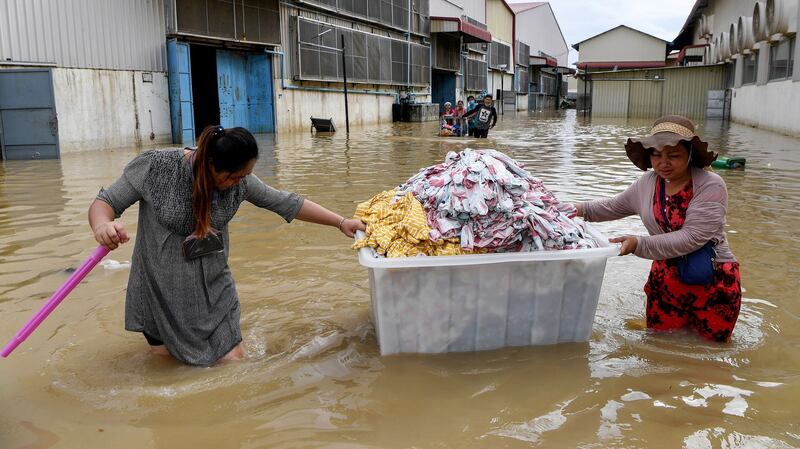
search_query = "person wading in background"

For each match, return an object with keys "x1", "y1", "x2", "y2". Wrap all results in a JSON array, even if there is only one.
[{"x1": 464, "y1": 95, "x2": 498, "y2": 138}]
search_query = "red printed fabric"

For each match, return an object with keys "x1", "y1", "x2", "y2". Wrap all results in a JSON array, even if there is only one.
[{"x1": 643, "y1": 179, "x2": 741, "y2": 342}]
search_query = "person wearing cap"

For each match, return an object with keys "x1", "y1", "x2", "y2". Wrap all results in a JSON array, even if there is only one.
[
  {"x1": 575, "y1": 115, "x2": 741, "y2": 342},
  {"x1": 440, "y1": 101, "x2": 454, "y2": 118}
]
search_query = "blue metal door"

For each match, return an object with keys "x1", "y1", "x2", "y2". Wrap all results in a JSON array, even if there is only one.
[
  {"x1": 0, "y1": 69, "x2": 59, "y2": 160},
  {"x1": 216, "y1": 50, "x2": 248, "y2": 129},
  {"x1": 167, "y1": 39, "x2": 195, "y2": 146},
  {"x1": 431, "y1": 71, "x2": 456, "y2": 111},
  {"x1": 246, "y1": 53, "x2": 274, "y2": 133}
]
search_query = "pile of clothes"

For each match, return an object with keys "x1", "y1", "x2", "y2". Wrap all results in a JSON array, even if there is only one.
[
  {"x1": 354, "y1": 149, "x2": 598, "y2": 257},
  {"x1": 352, "y1": 190, "x2": 480, "y2": 257}
]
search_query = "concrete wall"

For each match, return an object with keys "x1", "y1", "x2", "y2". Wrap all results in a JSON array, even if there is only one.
[
  {"x1": 514, "y1": 5, "x2": 569, "y2": 67},
  {"x1": 488, "y1": 69, "x2": 514, "y2": 97},
  {"x1": 274, "y1": 86, "x2": 396, "y2": 132},
  {"x1": 516, "y1": 93, "x2": 528, "y2": 111},
  {"x1": 689, "y1": 0, "x2": 760, "y2": 46},
  {"x1": 687, "y1": 0, "x2": 800, "y2": 136},
  {"x1": 578, "y1": 27, "x2": 666, "y2": 63},
  {"x1": 51, "y1": 68, "x2": 172, "y2": 153},
  {"x1": 568, "y1": 75, "x2": 578, "y2": 93},
  {"x1": 463, "y1": 0, "x2": 486, "y2": 24},
  {"x1": 732, "y1": 78, "x2": 800, "y2": 135},
  {"x1": 431, "y1": 0, "x2": 464, "y2": 16},
  {"x1": 486, "y1": 0, "x2": 513, "y2": 44}
]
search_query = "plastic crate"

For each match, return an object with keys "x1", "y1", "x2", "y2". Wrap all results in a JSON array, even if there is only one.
[{"x1": 355, "y1": 224, "x2": 618, "y2": 355}]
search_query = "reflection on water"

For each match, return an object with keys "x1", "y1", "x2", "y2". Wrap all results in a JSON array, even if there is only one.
[{"x1": 1, "y1": 111, "x2": 799, "y2": 448}]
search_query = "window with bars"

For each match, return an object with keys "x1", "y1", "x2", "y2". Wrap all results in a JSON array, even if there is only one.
[
  {"x1": 489, "y1": 41, "x2": 511, "y2": 70},
  {"x1": 301, "y1": 0, "x2": 427, "y2": 34},
  {"x1": 175, "y1": 0, "x2": 281, "y2": 43},
  {"x1": 412, "y1": 0, "x2": 430, "y2": 35},
  {"x1": 433, "y1": 34, "x2": 460, "y2": 71},
  {"x1": 515, "y1": 41, "x2": 530, "y2": 68},
  {"x1": 516, "y1": 67, "x2": 529, "y2": 93},
  {"x1": 411, "y1": 44, "x2": 431, "y2": 85},
  {"x1": 769, "y1": 37, "x2": 795, "y2": 81},
  {"x1": 743, "y1": 52, "x2": 758, "y2": 85},
  {"x1": 465, "y1": 58, "x2": 487, "y2": 91},
  {"x1": 540, "y1": 72, "x2": 556, "y2": 95},
  {"x1": 293, "y1": 17, "x2": 430, "y2": 86},
  {"x1": 467, "y1": 42, "x2": 488, "y2": 54}
]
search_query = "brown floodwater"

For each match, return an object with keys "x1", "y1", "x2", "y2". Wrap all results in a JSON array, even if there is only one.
[{"x1": 1, "y1": 110, "x2": 798, "y2": 448}]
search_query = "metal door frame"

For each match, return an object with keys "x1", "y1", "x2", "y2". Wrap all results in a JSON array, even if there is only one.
[
  {"x1": 167, "y1": 39, "x2": 195, "y2": 146},
  {"x1": 0, "y1": 68, "x2": 60, "y2": 160}
]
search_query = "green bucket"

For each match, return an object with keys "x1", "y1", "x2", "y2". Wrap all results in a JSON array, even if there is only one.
[{"x1": 711, "y1": 156, "x2": 746, "y2": 169}]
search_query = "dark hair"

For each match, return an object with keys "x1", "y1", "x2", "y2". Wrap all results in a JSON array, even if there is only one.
[
  {"x1": 467, "y1": 95, "x2": 475, "y2": 101},
  {"x1": 484, "y1": 94, "x2": 493, "y2": 99},
  {"x1": 192, "y1": 125, "x2": 258, "y2": 237}
]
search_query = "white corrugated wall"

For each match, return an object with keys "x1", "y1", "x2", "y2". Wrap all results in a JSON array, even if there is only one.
[
  {"x1": 590, "y1": 65, "x2": 726, "y2": 119},
  {"x1": 0, "y1": 0, "x2": 166, "y2": 71}
]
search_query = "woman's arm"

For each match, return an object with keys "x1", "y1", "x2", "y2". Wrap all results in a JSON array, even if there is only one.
[
  {"x1": 88, "y1": 199, "x2": 129, "y2": 250},
  {"x1": 578, "y1": 175, "x2": 645, "y2": 222},
  {"x1": 89, "y1": 153, "x2": 153, "y2": 250},
  {"x1": 295, "y1": 200, "x2": 366, "y2": 238}
]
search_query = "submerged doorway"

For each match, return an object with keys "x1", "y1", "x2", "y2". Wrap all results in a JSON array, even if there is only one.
[
  {"x1": 167, "y1": 40, "x2": 276, "y2": 146},
  {"x1": 190, "y1": 45, "x2": 221, "y2": 138},
  {"x1": 431, "y1": 70, "x2": 457, "y2": 113}
]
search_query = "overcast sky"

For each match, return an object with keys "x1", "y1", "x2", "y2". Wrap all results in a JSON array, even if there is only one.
[{"x1": 507, "y1": 0, "x2": 697, "y2": 65}]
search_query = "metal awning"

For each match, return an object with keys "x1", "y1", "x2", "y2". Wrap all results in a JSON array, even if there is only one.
[
  {"x1": 529, "y1": 56, "x2": 557, "y2": 67},
  {"x1": 430, "y1": 17, "x2": 492, "y2": 43},
  {"x1": 576, "y1": 61, "x2": 666, "y2": 70}
]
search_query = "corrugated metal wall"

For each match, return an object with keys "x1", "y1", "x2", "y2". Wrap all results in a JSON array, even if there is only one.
[
  {"x1": 629, "y1": 71, "x2": 663, "y2": 118},
  {"x1": 486, "y1": 0, "x2": 512, "y2": 44},
  {"x1": 0, "y1": 0, "x2": 167, "y2": 71},
  {"x1": 661, "y1": 66, "x2": 725, "y2": 118},
  {"x1": 591, "y1": 76, "x2": 629, "y2": 117},
  {"x1": 590, "y1": 65, "x2": 725, "y2": 118}
]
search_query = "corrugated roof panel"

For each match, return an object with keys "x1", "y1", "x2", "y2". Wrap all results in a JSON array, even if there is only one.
[{"x1": 0, "y1": 0, "x2": 167, "y2": 71}]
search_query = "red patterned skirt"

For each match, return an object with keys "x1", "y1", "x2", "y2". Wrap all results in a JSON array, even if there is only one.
[
  {"x1": 645, "y1": 178, "x2": 742, "y2": 342},
  {"x1": 644, "y1": 260, "x2": 741, "y2": 342}
]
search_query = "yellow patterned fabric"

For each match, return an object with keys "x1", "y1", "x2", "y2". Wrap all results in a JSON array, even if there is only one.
[{"x1": 353, "y1": 190, "x2": 478, "y2": 257}]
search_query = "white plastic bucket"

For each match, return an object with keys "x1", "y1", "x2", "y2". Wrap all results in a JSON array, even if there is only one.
[{"x1": 355, "y1": 223, "x2": 618, "y2": 355}]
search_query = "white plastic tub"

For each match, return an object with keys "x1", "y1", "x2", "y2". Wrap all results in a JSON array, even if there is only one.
[{"x1": 355, "y1": 224, "x2": 618, "y2": 355}]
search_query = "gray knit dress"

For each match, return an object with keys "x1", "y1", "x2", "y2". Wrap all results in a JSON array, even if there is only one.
[{"x1": 97, "y1": 149, "x2": 304, "y2": 365}]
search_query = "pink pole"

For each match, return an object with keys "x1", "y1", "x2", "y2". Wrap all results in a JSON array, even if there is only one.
[{"x1": 1, "y1": 245, "x2": 110, "y2": 358}]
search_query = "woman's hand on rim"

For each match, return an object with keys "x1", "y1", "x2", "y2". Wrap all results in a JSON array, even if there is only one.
[
  {"x1": 609, "y1": 235, "x2": 637, "y2": 256},
  {"x1": 339, "y1": 218, "x2": 366, "y2": 238}
]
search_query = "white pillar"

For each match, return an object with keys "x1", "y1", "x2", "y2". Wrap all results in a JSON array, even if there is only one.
[
  {"x1": 734, "y1": 56, "x2": 744, "y2": 87},
  {"x1": 756, "y1": 41, "x2": 770, "y2": 85},
  {"x1": 795, "y1": 4, "x2": 800, "y2": 81}
]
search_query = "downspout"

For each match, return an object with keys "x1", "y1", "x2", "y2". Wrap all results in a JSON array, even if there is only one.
[
  {"x1": 527, "y1": 65, "x2": 531, "y2": 111},
  {"x1": 407, "y1": 0, "x2": 412, "y2": 92},
  {"x1": 511, "y1": 13, "x2": 516, "y2": 112},
  {"x1": 460, "y1": 35, "x2": 464, "y2": 97}
]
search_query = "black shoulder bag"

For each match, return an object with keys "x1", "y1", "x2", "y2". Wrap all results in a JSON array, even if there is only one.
[{"x1": 658, "y1": 178, "x2": 716, "y2": 285}]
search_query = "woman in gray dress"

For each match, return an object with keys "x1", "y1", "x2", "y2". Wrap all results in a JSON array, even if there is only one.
[{"x1": 88, "y1": 125, "x2": 365, "y2": 366}]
